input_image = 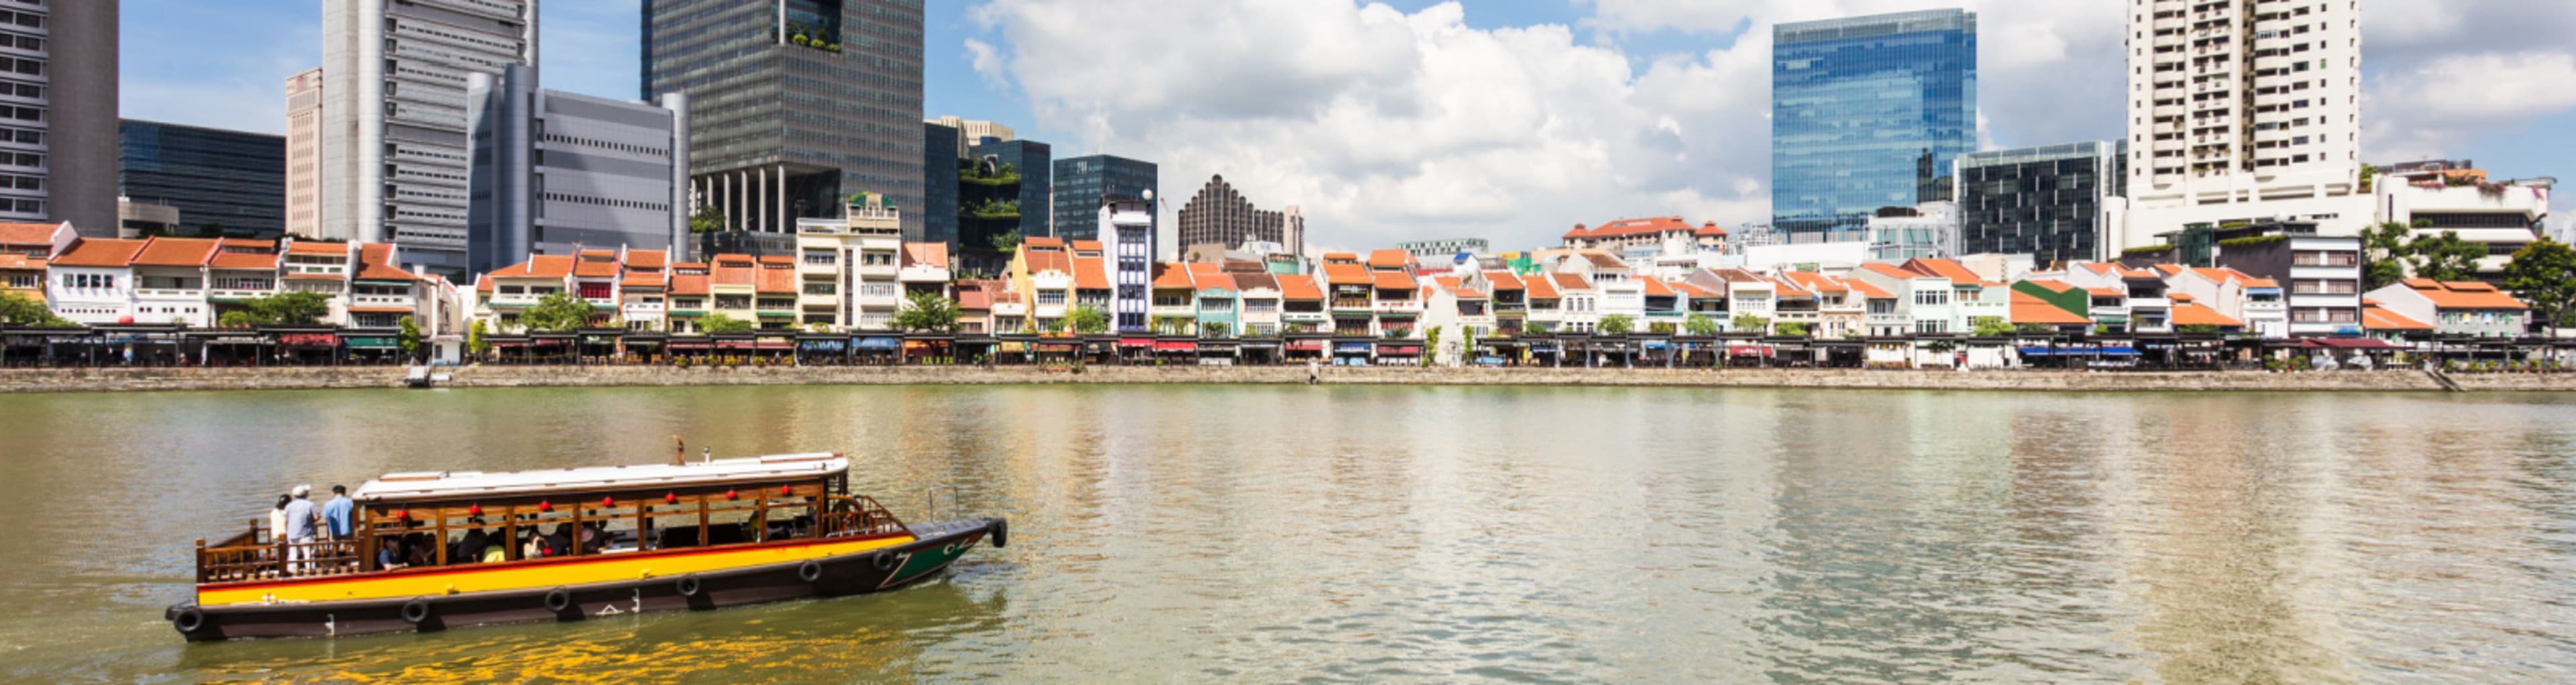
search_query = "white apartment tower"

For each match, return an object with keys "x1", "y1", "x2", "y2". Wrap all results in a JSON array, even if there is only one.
[
  {"x1": 2123, "y1": 0, "x2": 2365, "y2": 246},
  {"x1": 284, "y1": 68, "x2": 324, "y2": 240},
  {"x1": 319, "y1": 0, "x2": 537, "y2": 276}
]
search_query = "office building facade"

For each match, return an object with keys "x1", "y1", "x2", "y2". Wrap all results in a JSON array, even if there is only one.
[
  {"x1": 1053, "y1": 154, "x2": 1156, "y2": 242},
  {"x1": 1099, "y1": 195, "x2": 1156, "y2": 332},
  {"x1": 284, "y1": 68, "x2": 324, "y2": 240},
  {"x1": 967, "y1": 138, "x2": 1049, "y2": 237},
  {"x1": 116, "y1": 120, "x2": 287, "y2": 238},
  {"x1": 2121, "y1": 0, "x2": 2366, "y2": 246},
  {"x1": 1772, "y1": 9, "x2": 1976, "y2": 240},
  {"x1": 317, "y1": 0, "x2": 537, "y2": 275},
  {"x1": 1177, "y1": 174, "x2": 1301, "y2": 260},
  {"x1": 0, "y1": 1, "x2": 116, "y2": 235},
  {"x1": 466, "y1": 64, "x2": 688, "y2": 276},
  {"x1": 642, "y1": 0, "x2": 926, "y2": 238},
  {"x1": 1955, "y1": 141, "x2": 2127, "y2": 267},
  {"x1": 921, "y1": 121, "x2": 960, "y2": 248}
]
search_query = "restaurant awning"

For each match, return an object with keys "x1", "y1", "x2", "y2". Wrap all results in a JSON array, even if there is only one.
[
  {"x1": 1333, "y1": 341, "x2": 1373, "y2": 354},
  {"x1": 344, "y1": 336, "x2": 400, "y2": 350},
  {"x1": 2300, "y1": 337, "x2": 2406, "y2": 350},
  {"x1": 1378, "y1": 344, "x2": 1422, "y2": 355},
  {"x1": 2017, "y1": 346, "x2": 2142, "y2": 356},
  {"x1": 1154, "y1": 340, "x2": 1198, "y2": 352},
  {"x1": 1727, "y1": 345, "x2": 1774, "y2": 357},
  {"x1": 854, "y1": 336, "x2": 902, "y2": 350},
  {"x1": 799, "y1": 339, "x2": 847, "y2": 352},
  {"x1": 1286, "y1": 339, "x2": 1326, "y2": 352},
  {"x1": 1118, "y1": 337, "x2": 1155, "y2": 348}
]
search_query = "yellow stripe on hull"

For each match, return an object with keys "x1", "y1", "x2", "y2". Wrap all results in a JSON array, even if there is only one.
[{"x1": 199, "y1": 535, "x2": 916, "y2": 607}]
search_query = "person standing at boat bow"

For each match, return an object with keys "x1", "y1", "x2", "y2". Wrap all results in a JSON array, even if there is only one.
[
  {"x1": 282, "y1": 485, "x2": 320, "y2": 574},
  {"x1": 321, "y1": 485, "x2": 355, "y2": 565}
]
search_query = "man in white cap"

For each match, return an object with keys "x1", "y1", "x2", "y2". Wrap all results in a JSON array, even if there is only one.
[{"x1": 282, "y1": 484, "x2": 320, "y2": 573}]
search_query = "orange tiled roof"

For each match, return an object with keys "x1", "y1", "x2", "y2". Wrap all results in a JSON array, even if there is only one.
[
  {"x1": 1578, "y1": 217, "x2": 1695, "y2": 238},
  {"x1": 1671, "y1": 280, "x2": 1719, "y2": 299},
  {"x1": 1770, "y1": 276, "x2": 1813, "y2": 298},
  {"x1": 1858, "y1": 262, "x2": 1921, "y2": 280},
  {"x1": 1549, "y1": 272, "x2": 1591, "y2": 291},
  {"x1": 709, "y1": 254, "x2": 757, "y2": 287},
  {"x1": 1902, "y1": 258, "x2": 1981, "y2": 285},
  {"x1": 207, "y1": 239, "x2": 278, "y2": 270},
  {"x1": 954, "y1": 282, "x2": 994, "y2": 310},
  {"x1": 490, "y1": 254, "x2": 574, "y2": 279},
  {"x1": 2240, "y1": 276, "x2": 2279, "y2": 288},
  {"x1": 1696, "y1": 221, "x2": 1728, "y2": 237},
  {"x1": 1640, "y1": 276, "x2": 1676, "y2": 297},
  {"x1": 1072, "y1": 254, "x2": 1110, "y2": 290},
  {"x1": 2020, "y1": 278, "x2": 2075, "y2": 293},
  {"x1": 755, "y1": 261, "x2": 796, "y2": 294},
  {"x1": 1780, "y1": 271, "x2": 1844, "y2": 293},
  {"x1": 1025, "y1": 247, "x2": 1072, "y2": 274},
  {"x1": 1523, "y1": 273, "x2": 1561, "y2": 299},
  {"x1": 1151, "y1": 262, "x2": 1195, "y2": 288},
  {"x1": 574, "y1": 250, "x2": 621, "y2": 278},
  {"x1": 2010, "y1": 291, "x2": 2090, "y2": 325},
  {"x1": 0, "y1": 221, "x2": 62, "y2": 246},
  {"x1": 2406, "y1": 280, "x2": 2528, "y2": 310},
  {"x1": 130, "y1": 237, "x2": 221, "y2": 266},
  {"x1": 1562, "y1": 225, "x2": 1591, "y2": 240},
  {"x1": 624, "y1": 249, "x2": 667, "y2": 270},
  {"x1": 1373, "y1": 270, "x2": 1417, "y2": 291},
  {"x1": 286, "y1": 240, "x2": 350, "y2": 256},
  {"x1": 1322, "y1": 262, "x2": 1372, "y2": 286},
  {"x1": 2169, "y1": 293, "x2": 2195, "y2": 303},
  {"x1": 2170, "y1": 302, "x2": 2243, "y2": 327},
  {"x1": 1233, "y1": 272, "x2": 1279, "y2": 293},
  {"x1": 0, "y1": 253, "x2": 34, "y2": 270},
  {"x1": 1366, "y1": 249, "x2": 1413, "y2": 269},
  {"x1": 668, "y1": 272, "x2": 709, "y2": 296},
  {"x1": 621, "y1": 271, "x2": 669, "y2": 289},
  {"x1": 1069, "y1": 240, "x2": 1104, "y2": 253},
  {"x1": 50, "y1": 238, "x2": 149, "y2": 268},
  {"x1": 902, "y1": 242, "x2": 950, "y2": 270},
  {"x1": 1024, "y1": 236, "x2": 1065, "y2": 250},
  {"x1": 2085, "y1": 287, "x2": 2125, "y2": 298},
  {"x1": 1483, "y1": 270, "x2": 1524, "y2": 291},
  {"x1": 2363, "y1": 304, "x2": 2433, "y2": 331},
  {"x1": 1321, "y1": 252, "x2": 1360, "y2": 262},
  {"x1": 1277, "y1": 274, "x2": 1324, "y2": 301},
  {"x1": 354, "y1": 244, "x2": 424, "y2": 281},
  {"x1": 2152, "y1": 264, "x2": 2186, "y2": 276},
  {"x1": 1583, "y1": 252, "x2": 1625, "y2": 269},
  {"x1": 1847, "y1": 279, "x2": 1895, "y2": 299}
]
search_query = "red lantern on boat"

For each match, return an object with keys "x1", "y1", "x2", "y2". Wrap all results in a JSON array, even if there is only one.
[
  {"x1": 664, "y1": 492, "x2": 678, "y2": 505},
  {"x1": 601, "y1": 496, "x2": 615, "y2": 508},
  {"x1": 780, "y1": 485, "x2": 793, "y2": 496},
  {"x1": 725, "y1": 489, "x2": 738, "y2": 500},
  {"x1": 392, "y1": 509, "x2": 409, "y2": 521},
  {"x1": 537, "y1": 500, "x2": 552, "y2": 513},
  {"x1": 467, "y1": 505, "x2": 482, "y2": 517}
]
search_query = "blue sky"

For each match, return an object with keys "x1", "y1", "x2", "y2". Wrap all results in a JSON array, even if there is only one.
[{"x1": 121, "y1": 1, "x2": 2575, "y2": 246}]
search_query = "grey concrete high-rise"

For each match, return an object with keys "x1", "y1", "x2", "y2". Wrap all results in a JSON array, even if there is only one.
[
  {"x1": 0, "y1": 1, "x2": 117, "y2": 235},
  {"x1": 466, "y1": 64, "x2": 688, "y2": 276},
  {"x1": 319, "y1": 0, "x2": 538, "y2": 276},
  {"x1": 642, "y1": 1, "x2": 925, "y2": 238}
]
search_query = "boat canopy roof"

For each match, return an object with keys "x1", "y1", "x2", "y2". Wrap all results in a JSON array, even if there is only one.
[{"x1": 352, "y1": 453, "x2": 848, "y2": 505}]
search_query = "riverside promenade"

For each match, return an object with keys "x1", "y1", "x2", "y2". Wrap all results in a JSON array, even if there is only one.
[{"x1": 7, "y1": 365, "x2": 2575, "y2": 394}]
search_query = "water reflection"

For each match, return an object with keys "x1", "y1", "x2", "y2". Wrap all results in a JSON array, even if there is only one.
[{"x1": 0, "y1": 386, "x2": 2570, "y2": 682}]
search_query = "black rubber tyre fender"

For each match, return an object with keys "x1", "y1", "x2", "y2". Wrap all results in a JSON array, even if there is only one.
[
  {"x1": 543, "y1": 587, "x2": 574, "y2": 613},
  {"x1": 872, "y1": 550, "x2": 896, "y2": 572},
  {"x1": 400, "y1": 598, "x2": 431, "y2": 625},
  {"x1": 798, "y1": 560, "x2": 824, "y2": 583},
  {"x1": 990, "y1": 520, "x2": 1008, "y2": 549},
  {"x1": 170, "y1": 607, "x2": 205, "y2": 634},
  {"x1": 676, "y1": 574, "x2": 703, "y2": 597}
]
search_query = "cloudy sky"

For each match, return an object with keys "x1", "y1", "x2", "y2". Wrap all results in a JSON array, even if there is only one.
[{"x1": 125, "y1": 0, "x2": 2576, "y2": 248}]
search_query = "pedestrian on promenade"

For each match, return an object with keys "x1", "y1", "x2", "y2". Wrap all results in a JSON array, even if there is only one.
[{"x1": 1309, "y1": 359, "x2": 1321, "y2": 384}]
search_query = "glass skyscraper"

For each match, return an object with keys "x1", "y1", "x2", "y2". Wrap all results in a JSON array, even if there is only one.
[
  {"x1": 1051, "y1": 155, "x2": 1158, "y2": 242},
  {"x1": 1772, "y1": 9, "x2": 1976, "y2": 240},
  {"x1": 117, "y1": 120, "x2": 286, "y2": 238},
  {"x1": 642, "y1": 0, "x2": 924, "y2": 237}
]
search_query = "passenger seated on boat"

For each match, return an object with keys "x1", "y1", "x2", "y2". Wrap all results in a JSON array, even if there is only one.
[
  {"x1": 655, "y1": 526, "x2": 700, "y2": 549},
  {"x1": 479, "y1": 529, "x2": 506, "y2": 563},
  {"x1": 377, "y1": 537, "x2": 409, "y2": 570},
  {"x1": 523, "y1": 527, "x2": 555, "y2": 558},
  {"x1": 704, "y1": 523, "x2": 749, "y2": 546},
  {"x1": 452, "y1": 527, "x2": 489, "y2": 565},
  {"x1": 405, "y1": 533, "x2": 434, "y2": 568}
]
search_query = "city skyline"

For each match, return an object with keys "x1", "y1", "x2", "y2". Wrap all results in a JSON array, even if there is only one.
[{"x1": 114, "y1": 0, "x2": 2576, "y2": 250}]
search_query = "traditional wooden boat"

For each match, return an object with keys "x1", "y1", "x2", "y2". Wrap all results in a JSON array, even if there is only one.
[{"x1": 164, "y1": 452, "x2": 1005, "y2": 641}]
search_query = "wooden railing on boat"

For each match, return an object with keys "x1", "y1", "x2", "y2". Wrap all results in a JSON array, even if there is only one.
[{"x1": 194, "y1": 493, "x2": 912, "y2": 584}]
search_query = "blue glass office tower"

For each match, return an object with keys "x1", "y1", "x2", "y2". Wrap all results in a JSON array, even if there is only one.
[
  {"x1": 1772, "y1": 9, "x2": 1976, "y2": 240},
  {"x1": 922, "y1": 121, "x2": 960, "y2": 247},
  {"x1": 117, "y1": 120, "x2": 286, "y2": 238},
  {"x1": 1051, "y1": 155, "x2": 1158, "y2": 242}
]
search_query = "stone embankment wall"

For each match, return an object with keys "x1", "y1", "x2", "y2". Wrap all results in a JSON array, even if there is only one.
[{"x1": 6, "y1": 365, "x2": 2573, "y2": 394}]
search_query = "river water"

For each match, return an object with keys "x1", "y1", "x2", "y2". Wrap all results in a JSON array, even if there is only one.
[{"x1": 1, "y1": 386, "x2": 2573, "y2": 683}]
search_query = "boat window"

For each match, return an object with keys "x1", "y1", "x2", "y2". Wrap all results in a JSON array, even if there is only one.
[
  {"x1": 515, "y1": 507, "x2": 578, "y2": 560},
  {"x1": 584, "y1": 500, "x2": 643, "y2": 555}
]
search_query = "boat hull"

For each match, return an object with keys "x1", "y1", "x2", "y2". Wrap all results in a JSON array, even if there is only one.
[{"x1": 166, "y1": 517, "x2": 1003, "y2": 641}]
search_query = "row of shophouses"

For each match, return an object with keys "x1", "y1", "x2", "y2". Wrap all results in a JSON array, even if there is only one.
[{"x1": 0, "y1": 204, "x2": 2542, "y2": 366}]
